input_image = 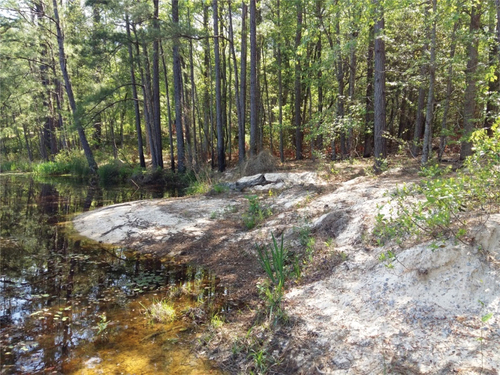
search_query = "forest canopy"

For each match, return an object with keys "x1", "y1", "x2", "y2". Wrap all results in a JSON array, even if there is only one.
[{"x1": 0, "y1": 0, "x2": 498, "y2": 175}]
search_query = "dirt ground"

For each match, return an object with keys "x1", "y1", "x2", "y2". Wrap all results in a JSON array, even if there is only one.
[{"x1": 73, "y1": 158, "x2": 500, "y2": 374}]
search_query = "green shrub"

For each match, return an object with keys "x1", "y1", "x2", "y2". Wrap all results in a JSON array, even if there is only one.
[
  {"x1": 374, "y1": 122, "x2": 500, "y2": 246},
  {"x1": 34, "y1": 151, "x2": 90, "y2": 178},
  {"x1": 97, "y1": 160, "x2": 133, "y2": 185},
  {"x1": 0, "y1": 159, "x2": 32, "y2": 173}
]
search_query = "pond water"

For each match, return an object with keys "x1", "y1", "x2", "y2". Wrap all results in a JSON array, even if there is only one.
[{"x1": 0, "y1": 175, "x2": 226, "y2": 374}]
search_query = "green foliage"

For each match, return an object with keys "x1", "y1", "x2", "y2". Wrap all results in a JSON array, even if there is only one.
[
  {"x1": 94, "y1": 313, "x2": 110, "y2": 336},
  {"x1": 256, "y1": 234, "x2": 287, "y2": 287},
  {"x1": 34, "y1": 151, "x2": 90, "y2": 178},
  {"x1": 242, "y1": 195, "x2": 272, "y2": 230},
  {"x1": 142, "y1": 298, "x2": 176, "y2": 324},
  {"x1": 374, "y1": 124, "x2": 500, "y2": 246},
  {"x1": 248, "y1": 347, "x2": 271, "y2": 374},
  {"x1": 97, "y1": 160, "x2": 134, "y2": 185},
  {"x1": 210, "y1": 313, "x2": 224, "y2": 329},
  {"x1": 0, "y1": 159, "x2": 32, "y2": 173},
  {"x1": 212, "y1": 183, "x2": 230, "y2": 194},
  {"x1": 418, "y1": 163, "x2": 452, "y2": 178},
  {"x1": 256, "y1": 234, "x2": 288, "y2": 320}
]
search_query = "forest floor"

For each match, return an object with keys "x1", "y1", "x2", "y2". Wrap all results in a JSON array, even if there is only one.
[{"x1": 73, "y1": 157, "x2": 500, "y2": 374}]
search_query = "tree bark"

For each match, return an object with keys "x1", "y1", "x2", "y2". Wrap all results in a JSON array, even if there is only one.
[
  {"x1": 438, "y1": 15, "x2": 460, "y2": 160},
  {"x1": 52, "y1": 0, "x2": 97, "y2": 174},
  {"x1": 213, "y1": 0, "x2": 225, "y2": 172},
  {"x1": 363, "y1": 24, "x2": 374, "y2": 158},
  {"x1": 160, "y1": 41, "x2": 175, "y2": 172},
  {"x1": 421, "y1": 0, "x2": 437, "y2": 165},
  {"x1": 373, "y1": 0, "x2": 387, "y2": 172},
  {"x1": 294, "y1": 0, "x2": 303, "y2": 160},
  {"x1": 172, "y1": 0, "x2": 186, "y2": 172},
  {"x1": 151, "y1": 0, "x2": 163, "y2": 169},
  {"x1": 228, "y1": 0, "x2": 242, "y2": 164},
  {"x1": 239, "y1": 2, "x2": 248, "y2": 163},
  {"x1": 250, "y1": 0, "x2": 258, "y2": 156},
  {"x1": 460, "y1": 5, "x2": 482, "y2": 160},
  {"x1": 126, "y1": 15, "x2": 146, "y2": 169}
]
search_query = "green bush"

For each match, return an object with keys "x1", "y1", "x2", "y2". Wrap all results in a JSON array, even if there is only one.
[
  {"x1": 97, "y1": 160, "x2": 133, "y2": 185},
  {"x1": 34, "y1": 151, "x2": 90, "y2": 178},
  {"x1": 0, "y1": 159, "x2": 32, "y2": 173},
  {"x1": 374, "y1": 122, "x2": 500, "y2": 246}
]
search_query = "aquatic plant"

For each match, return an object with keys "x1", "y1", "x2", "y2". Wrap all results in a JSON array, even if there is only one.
[{"x1": 143, "y1": 299, "x2": 176, "y2": 324}]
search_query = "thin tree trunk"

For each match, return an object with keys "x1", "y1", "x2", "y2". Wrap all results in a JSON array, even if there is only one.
[
  {"x1": 228, "y1": 0, "x2": 241, "y2": 163},
  {"x1": 249, "y1": 0, "x2": 258, "y2": 156},
  {"x1": 172, "y1": 0, "x2": 186, "y2": 172},
  {"x1": 213, "y1": 0, "x2": 225, "y2": 172},
  {"x1": 347, "y1": 30, "x2": 357, "y2": 156},
  {"x1": 141, "y1": 39, "x2": 157, "y2": 167},
  {"x1": 294, "y1": 0, "x2": 303, "y2": 160},
  {"x1": 373, "y1": 0, "x2": 387, "y2": 172},
  {"x1": 277, "y1": 0, "x2": 284, "y2": 163},
  {"x1": 152, "y1": 0, "x2": 163, "y2": 168},
  {"x1": 460, "y1": 5, "x2": 482, "y2": 160},
  {"x1": 412, "y1": 72, "x2": 427, "y2": 156},
  {"x1": 160, "y1": 41, "x2": 175, "y2": 172},
  {"x1": 438, "y1": 16, "x2": 460, "y2": 160},
  {"x1": 126, "y1": 15, "x2": 146, "y2": 168},
  {"x1": 239, "y1": 2, "x2": 248, "y2": 162},
  {"x1": 421, "y1": 0, "x2": 437, "y2": 165},
  {"x1": 363, "y1": 24, "x2": 374, "y2": 158},
  {"x1": 188, "y1": 10, "x2": 198, "y2": 165},
  {"x1": 52, "y1": 0, "x2": 97, "y2": 174}
]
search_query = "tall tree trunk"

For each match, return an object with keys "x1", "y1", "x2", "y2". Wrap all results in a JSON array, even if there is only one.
[
  {"x1": 239, "y1": 2, "x2": 248, "y2": 163},
  {"x1": 315, "y1": 0, "x2": 324, "y2": 153},
  {"x1": 126, "y1": 15, "x2": 146, "y2": 169},
  {"x1": 188, "y1": 10, "x2": 198, "y2": 166},
  {"x1": 335, "y1": 5, "x2": 346, "y2": 158},
  {"x1": 172, "y1": 0, "x2": 186, "y2": 172},
  {"x1": 460, "y1": 5, "x2": 482, "y2": 160},
  {"x1": 160, "y1": 41, "x2": 175, "y2": 172},
  {"x1": 438, "y1": 18, "x2": 459, "y2": 160},
  {"x1": 373, "y1": 0, "x2": 387, "y2": 172},
  {"x1": 141, "y1": 39, "x2": 157, "y2": 167},
  {"x1": 421, "y1": 0, "x2": 437, "y2": 165},
  {"x1": 52, "y1": 0, "x2": 97, "y2": 174},
  {"x1": 152, "y1": 0, "x2": 163, "y2": 168},
  {"x1": 294, "y1": 0, "x2": 303, "y2": 160},
  {"x1": 277, "y1": 0, "x2": 284, "y2": 162},
  {"x1": 347, "y1": 29, "x2": 357, "y2": 156},
  {"x1": 202, "y1": 5, "x2": 211, "y2": 162},
  {"x1": 213, "y1": 0, "x2": 225, "y2": 172},
  {"x1": 363, "y1": 24, "x2": 374, "y2": 158},
  {"x1": 249, "y1": 0, "x2": 258, "y2": 156},
  {"x1": 412, "y1": 68, "x2": 428, "y2": 156},
  {"x1": 228, "y1": 0, "x2": 241, "y2": 164}
]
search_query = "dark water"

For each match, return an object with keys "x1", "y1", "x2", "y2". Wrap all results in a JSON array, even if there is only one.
[{"x1": 0, "y1": 175, "x2": 225, "y2": 374}]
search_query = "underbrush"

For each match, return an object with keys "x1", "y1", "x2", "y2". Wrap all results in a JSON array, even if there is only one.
[
  {"x1": 374, "y1": 123, "x2": 500, "y2": 246},
  {"x1": 97, "y1": 160, "x2": 135, "y2": 185},
  {"x1": 243, "y1": 195, "x2": 272, "y2": 230},
  {"x1": 0, "y1": 158, "x2": 33, "y2": 173},
  {"x1": 34, "y1": 151, "x2": 90, "y2": 179}
]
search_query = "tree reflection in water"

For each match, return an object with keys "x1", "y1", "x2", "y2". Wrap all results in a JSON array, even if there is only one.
[{"x1": 0, "y1": 175, "x2": 223, "y2": 374}]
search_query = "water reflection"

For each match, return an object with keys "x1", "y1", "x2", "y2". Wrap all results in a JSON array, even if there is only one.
[{"x1": 0, "y1": 175, "x2": 224, "y2": 374}]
